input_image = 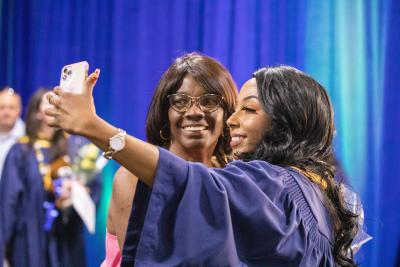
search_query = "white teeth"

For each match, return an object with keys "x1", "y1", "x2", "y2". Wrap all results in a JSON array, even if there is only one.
[
  {"x1": 231, "y1": 136, "x2": 244, "y2": 142},
  {"x1": 183, "y1": 126, "x2": 207, "y2": 131}
]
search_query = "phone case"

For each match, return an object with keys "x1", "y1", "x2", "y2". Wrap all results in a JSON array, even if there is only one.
[{"x1": 59, "y1": 61, "x2": 89, "y2": 94}]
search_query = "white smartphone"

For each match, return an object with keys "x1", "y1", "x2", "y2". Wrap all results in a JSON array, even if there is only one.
[{"x1": 59, "y1": 61, "x2": 89, "y2": 94}]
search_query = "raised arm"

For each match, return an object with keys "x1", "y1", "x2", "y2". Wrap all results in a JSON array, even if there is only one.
[{"x1": 45, "y1": 70, "x2": 158, "y2": 187}]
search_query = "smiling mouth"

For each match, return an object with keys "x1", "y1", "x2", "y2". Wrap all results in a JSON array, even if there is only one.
[
  {"x1": 230, "y1": 135, "x2": 246, "y2": 148},
  {"x1": 182, "y1": 125, "x2": 208, "y2": 132}
]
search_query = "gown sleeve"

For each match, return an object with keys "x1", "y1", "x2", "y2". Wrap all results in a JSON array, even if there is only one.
[
  {"x1": 135, "y1": 148, "x2": 328, "y2": 266},
  {"x1": 0, "y1": 144, "x2": 25, "y2": 262}
]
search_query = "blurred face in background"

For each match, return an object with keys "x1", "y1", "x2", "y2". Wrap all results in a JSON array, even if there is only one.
[
  {"x1": 0, "y1": 89, "x2": 22, "y2": 133},
  {"x1": 38, "y1": 93, "x2": 55, "y2": 126}
]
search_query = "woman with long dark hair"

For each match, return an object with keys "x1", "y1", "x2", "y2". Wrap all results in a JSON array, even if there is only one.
[
  {"x1": 228, "y1": 66, "x2": 359, "y2": 266},
  {"x1": 46, "y1": 65, "x2": 364, "y2": 266}
]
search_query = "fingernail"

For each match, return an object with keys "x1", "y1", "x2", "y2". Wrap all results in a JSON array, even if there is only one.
[{"x1": 91, "y1": 69, "x2": 100, "y2": 81}]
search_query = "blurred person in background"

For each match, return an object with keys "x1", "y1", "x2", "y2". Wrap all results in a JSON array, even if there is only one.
[
  {"x1": 0, "y1": 87, "x2": 24, "y2": 267},
  {"x1": 0, "y1": 87, "x2": 24, "y2": 177},
  {"x1": 0, "y1": 89, "x2": 101, "y2": 267}
]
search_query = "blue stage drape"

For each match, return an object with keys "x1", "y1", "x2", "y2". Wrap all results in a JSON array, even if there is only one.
[{"x1": 1, "y1": 1, "x2": 399, "y2": 266}]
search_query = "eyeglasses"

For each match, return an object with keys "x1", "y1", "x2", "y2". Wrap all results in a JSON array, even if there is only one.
[{"x1": 167, "y1": 93, "x2": 223, "y2": 113}]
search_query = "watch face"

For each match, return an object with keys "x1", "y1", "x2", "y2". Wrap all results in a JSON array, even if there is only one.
[{"x1": 110, "y1": 135, "x2": 125, "y2": 151}]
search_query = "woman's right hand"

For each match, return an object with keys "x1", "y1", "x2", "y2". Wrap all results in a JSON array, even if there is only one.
[{"x1": 45, "y1": 69, "x2": 100, "y2": 136}]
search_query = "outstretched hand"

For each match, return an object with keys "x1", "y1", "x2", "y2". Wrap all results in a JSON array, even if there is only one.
[
  {"x1": 45, "y1": 69, "x2": 100, "y2": 136},
  {"x1": 45, "y1": 67, "x2": 159, "y2": 187}
]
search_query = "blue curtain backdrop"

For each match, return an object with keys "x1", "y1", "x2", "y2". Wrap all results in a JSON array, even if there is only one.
[{"x1": 1, "y1": 0, "x2": 399, "y2": 266}]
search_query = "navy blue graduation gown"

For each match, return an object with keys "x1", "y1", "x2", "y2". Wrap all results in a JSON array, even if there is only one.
[
  {"x1": 0, "y1": 143, "x2": 55, "y2": 267},
  {"x1": 0, "y1": 137, "x2": 102, "y2": 267},
  {"x1": 121, "y1": 181, "x2": 151, "y2": 266},
  {"x1": 132, "y1": 148, "x2": 335, "y2": 266}
]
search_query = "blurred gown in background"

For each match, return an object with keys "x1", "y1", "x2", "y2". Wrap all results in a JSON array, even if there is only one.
[{"x1": 0, "y1": 136, "x2": 101, "y2": 267}]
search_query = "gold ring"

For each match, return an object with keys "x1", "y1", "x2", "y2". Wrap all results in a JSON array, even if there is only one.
[
  {"x1": 48, "y1": 94, "x2": 53, "y2": 105},
  {"x1": 49, "y1": 93, "x2": 56, "y2": 105}
]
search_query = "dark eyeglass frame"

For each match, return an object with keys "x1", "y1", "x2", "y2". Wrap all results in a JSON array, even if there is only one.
[{"x1": 167, "y1": 93, "x2": 224, "y2": 113}]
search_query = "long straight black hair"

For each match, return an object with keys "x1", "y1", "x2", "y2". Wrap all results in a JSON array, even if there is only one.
[{"x1": 241, "y1": 66, "x2": 358, "y2": 266}]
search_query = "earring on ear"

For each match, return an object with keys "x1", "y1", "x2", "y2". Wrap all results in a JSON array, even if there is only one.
[{"x1": 159, "y1": 129, "x2": 169, "y2": 141}]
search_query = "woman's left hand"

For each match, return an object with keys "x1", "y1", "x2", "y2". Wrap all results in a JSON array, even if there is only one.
[{"x1": 45, "y1": 69, "x2": 100, "y2": 136}]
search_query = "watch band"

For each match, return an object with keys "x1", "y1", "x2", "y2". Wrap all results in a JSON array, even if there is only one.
[
  {"x1": 103, "y1": 148, "x2": 116, "y2": 160},
  {"x1": 103, "y1": 128, "x2": 126, "y2": 160}
]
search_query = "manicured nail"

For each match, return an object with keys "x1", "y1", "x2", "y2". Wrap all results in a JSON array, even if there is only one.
[{"x1": 91, "y1": 69, "x2": 100, "y2": 80}]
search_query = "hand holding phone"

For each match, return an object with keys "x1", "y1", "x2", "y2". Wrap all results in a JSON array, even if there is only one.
[
  {"x1": 59, "y1": 61, "x2": 89, "y2": 94},
  {"x1": 48, "y1": 67, "x2": 100, "y2": 135}
]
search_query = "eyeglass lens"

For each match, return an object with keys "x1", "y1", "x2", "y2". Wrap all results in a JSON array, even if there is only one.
[{"x1": 168, "y1": 94, "x2": 221, "y2": 112}]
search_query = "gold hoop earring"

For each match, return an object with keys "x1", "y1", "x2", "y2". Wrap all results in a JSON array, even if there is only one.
[{"x1": 159, "y1": 130, "x2": 169, "y2": 141}]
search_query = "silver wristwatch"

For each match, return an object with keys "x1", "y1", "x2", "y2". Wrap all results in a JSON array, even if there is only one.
[{"x1": 103, "y1": 128, "x2": 126, "y2": 160}]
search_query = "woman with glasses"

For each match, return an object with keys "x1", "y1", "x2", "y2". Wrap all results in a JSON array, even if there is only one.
[
  {"x1": 101, "y1": 53, "x2": 237, "y2": 266},
  {"x1": 46, "y1": 64, "x2": 363, "y2": 266}
]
